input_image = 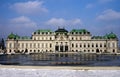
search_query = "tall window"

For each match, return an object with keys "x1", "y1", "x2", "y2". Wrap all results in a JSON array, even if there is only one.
[
  {"x1": 72, "y1": 43, "x2": 74, "y2": 47},
  {"x1": 76, "y1": 44, "x2": 78, "y2": 48},
  {"x1": 50, "y1": 37, "x2": 52, "y2": 40},
  {"x1": 38, "y1": 43, "x2": 40, "y2": 48},
  {"x1": 100, "y1": 43, "x2": 102, "y2": 47},
  {"x1": 34, "y1": 43, "x2": 36, "y2": 48},
  {"x1": 9, "y1": 43, "x2": 12, "y2": 48},
  {"x1": 92, "y1": 43, "x2": 94, "y2": 47},
  {"x1": 50, "y1": 43, "x2": 52, "y2": 48},
  {"x1": 46, "y1": 43, "x2": 48, "y2": 48},
  {"x1": 104, "y1": 43, "x2": 106, "y2": 47},
  {"x1": 42, "y1": 43, "x2": 44, "y2": 48},
  {"x1": 72, "y1": 37, "x2": 74, "y2": 40},
  {"x1": 112, "y1": 43, "x2": 115, "y2": 47},
  {"x1": 88, "y1": 44, "x2": 90, "y2": 48},
  {"x1": 84, "y1": 43, "x2": 86, "y2": 48},
  {"x1": 80, "y1": 44, "x2": 82, "y2": 47},
  {"x1": 96, "y1": 43, "x2": 98, "y2": 47}
]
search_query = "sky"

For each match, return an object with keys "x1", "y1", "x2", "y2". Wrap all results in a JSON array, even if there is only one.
[{"x1": 0, "y1": 0, "x2": 120, "y2": 43}]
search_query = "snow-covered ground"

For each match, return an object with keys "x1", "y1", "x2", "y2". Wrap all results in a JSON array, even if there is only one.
[{"x1": 0, "y1": 68, "x2": 120, "y2": 77}]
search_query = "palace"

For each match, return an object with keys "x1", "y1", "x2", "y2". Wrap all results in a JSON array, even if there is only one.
[{"x1": 6, "y1": 28, "x2": 118, "y2": 54}]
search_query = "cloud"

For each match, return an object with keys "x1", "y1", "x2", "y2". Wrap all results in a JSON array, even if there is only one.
[
  {"x1": 86, "y1": 4, "x2": 94, "y2": 8},
  {"x1": 10, "y1": 16, "x2": 37, "y2": 28},
  {"x1": 45, "y1": 18, "x2": 82, "y2": 27},
  {"x1": 7, "y1": 16, "x2": 38, "y2": 36},
  {"x1": 10, "y1": 1, "x2": 48, "y2": 15},
  {"x1": 96, "y1": 9, "x2": 120, "y2": 21}
]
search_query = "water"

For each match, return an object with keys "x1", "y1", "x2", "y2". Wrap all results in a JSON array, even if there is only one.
[{"x1": 0, "y1": 53, "x2": 120, "y2": 66}]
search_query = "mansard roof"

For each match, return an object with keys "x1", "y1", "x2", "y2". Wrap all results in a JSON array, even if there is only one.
[
  {"x1": 92, "y1": 32, "x2": 117, "y2": 39},
  {"x1": 8, "y1": 33, "x2": 31, "y2": 40},
  {"x1": 55, "y1": 28, "x2": 68, "y2": 33},
  {"x1": 34, "y1": 29, "x2": 53, "y2": 34},
  {"x1": 70, "y1": 29, "x2": 90, "y2": 35}
]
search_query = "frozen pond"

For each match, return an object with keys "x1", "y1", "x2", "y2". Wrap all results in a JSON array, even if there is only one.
[{"x1": 0, "y1": 53, "x2": 120, "y2": 66}]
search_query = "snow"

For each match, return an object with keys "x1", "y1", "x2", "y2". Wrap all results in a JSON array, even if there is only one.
[{"x1": 0, "y1": 68, "x2": 120, "y2": 77}]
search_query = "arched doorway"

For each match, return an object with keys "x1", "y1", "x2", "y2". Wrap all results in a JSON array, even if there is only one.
[
  {"x1": 96, "y1": 49, "x2": 99, "y2": 53},
  {"x1": 60, "y1": 45, "x2": 63, "y2": 52},
  {"x1": 25, "y1": 49, "x2": 28, "y2": 53}
]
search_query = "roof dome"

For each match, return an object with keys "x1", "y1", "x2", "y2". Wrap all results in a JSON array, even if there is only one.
[
  {"x1": 55, "y1": 28, "x2": 68, "y2": 33},
  {"x1": 7, "y1": 33, "x2": 20, "y2": 39},
  {"x1": 108, "y1": 32, "x2": 117, "y2": 39}
]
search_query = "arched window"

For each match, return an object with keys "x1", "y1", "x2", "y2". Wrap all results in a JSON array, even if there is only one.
[
  {"x1": 72, "y1": 43, "x2": 74, "y2": 47},
  {"x1": 92, "y1": 43, "x2": 94, "y2": 47},
  {"x1": 96, "y1": 43, "x2": 98, "y2": 47},
  {"x1": 72, "y1": 37, "x2": 74, "y2": 40},
  {"x1": 50, "y1": 37, "x2": 52, "y2": 40}
]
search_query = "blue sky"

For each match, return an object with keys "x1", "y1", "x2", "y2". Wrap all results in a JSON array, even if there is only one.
[{"x1": 0, "y1": 0, "x2": 120, "y2": 42}]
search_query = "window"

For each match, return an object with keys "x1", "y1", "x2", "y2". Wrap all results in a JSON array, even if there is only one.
[
  {"x1": 76, "y1": 37, "x2": 78, "y2": 40},
  {"x1": 76, "y1": 44, "x2": 78, "y2": 48},
  {"x1": 108, "y1": 43, "x2": 110, "y2": 47},
  {"x1": 80, "y1": 44, "x2": 82, "y2": 47},
  {"x1": 100, "y1": 43, "x2": 102, "y2": 47},
  {"x1": 112, "y1": 43, "x2": 115, "y2": 47},
  {"x1": 42, "y1": 43, "x2": 44, "y2": 48},
  {"x1": 38, "y1": 43, "x2": 40, "y2": 48},
  {"x1": 88, "y1": 44, "x2": 90, "y2": 48},
  {"x1": 79, "y1": 37, "x2": 81, "y2": 40},
  {"x1": 34, "y1": 50, "x2": 36, "y2": 52},
  {"x1": 72, "y1": 37, "x2": 74, "y2": 40},
  {"x1": 104, "y1": 43, "x2": 106, "y2": 47},
  {"x1": 50, "y1": 43, "x2": 52, "y2": 48},
  {"x1": 34, "y1": 43, "x2": 36, "y2": 48},
  {"x1": 50, "y1": 37, "x2": 52, "y2": 40},
  {"x1": 92, "y1": 43, "x2": 94, "y2": 47},
  {"x1": 96, "y1": 43, "x2": 98, "y2": 47},
  {"x1": 84, "y1": 44, "x2": 86, "y2": 48},
  {"x1": 9, "y1": 43, "x2": 12, "y2": 48},
  {"x1": 72, "y1": 43, "x2": 74, "y2": 47},
  {"x1": 46, "y1": 43, "x2": 48, "y2": 48}
]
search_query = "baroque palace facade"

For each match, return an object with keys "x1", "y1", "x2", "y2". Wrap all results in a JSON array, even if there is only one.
[{"x1": 6, "y1": 28, "x2": 118, "y2": 54}]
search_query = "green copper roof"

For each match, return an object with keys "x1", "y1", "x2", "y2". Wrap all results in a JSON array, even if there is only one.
[
  {"x1": 105, "y1": 32, "x2": 117, "y2": 39},
  {"x1": 8, "y1": 33, "x2": 31, "y2": 40},
  {"x1": 21, "y1": 36, "x2": 31, "y2": 40},
  {"x1": 70, "y1": 29, "x2": 90, "y2": 34},
  {"x1": 92, "y1": 32, "x2": 117, "y2": 39},
  {"x1": 55, "y1": 28, "x2": 68, "y2": 33},
  {"x1": 35, "y1": 29, "x2": 53, "y2": 33},
  {"x1": 8, "y1": 33, "x2": 20, "y2": 39}
]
